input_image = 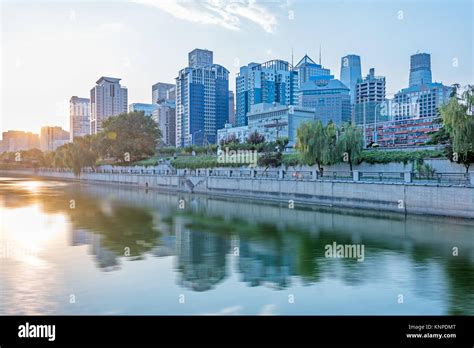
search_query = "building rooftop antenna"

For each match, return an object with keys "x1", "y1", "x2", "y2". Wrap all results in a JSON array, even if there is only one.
[{"x1": 319, "y1": 44, "x2": 322, "y2": 65}]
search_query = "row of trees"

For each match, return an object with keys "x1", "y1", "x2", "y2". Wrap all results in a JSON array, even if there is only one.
[
  {"x1": 58, "y1": 111, "x2": 161, "y2": 175},
  {"x1": 219, "y1": 129, "x2": 291, "y2": 168},
  {"x1": 220, "y1": 130, "x2": 266, "y2": 147},
  {"x1": 296, "y1": 121, "x2": 363, "y2": 171},
  {"x1": 0, "y1": 111, "x2": 161, "y2": 176}
]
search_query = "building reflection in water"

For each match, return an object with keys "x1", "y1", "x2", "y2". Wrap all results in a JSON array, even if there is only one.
[
  {"x1": 238, "y1": 238, "x2": 297, "y2": 290},
  {"x1": 3, "y1": 177, "x2": 473, "y2": 314},
  {"x1": 150, "y1": 212, "x2": 176, "y2": 258},
  {"x1": 60, "y1": 185, "x2": 473, "y2": 314},
  {"x1": 70, "y1": 228, "x2": 120, "y2": 271},
  {"x1": 174, "y1": 216, "x2": 228, "y2": 292}
]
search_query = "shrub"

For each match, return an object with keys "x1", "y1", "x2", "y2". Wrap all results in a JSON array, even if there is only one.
[{"x1": 360, "y1": 150, "x2": 444, "y2": 165}]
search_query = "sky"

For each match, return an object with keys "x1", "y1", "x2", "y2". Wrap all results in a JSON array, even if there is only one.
[{"x1": 1, "y1": 0, "x2": 473, "y2": 135}]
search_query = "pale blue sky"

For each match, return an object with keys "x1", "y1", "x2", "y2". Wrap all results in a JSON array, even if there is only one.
[{"x1": 1, "y1": 0, "x2": 473, "y2": 134}]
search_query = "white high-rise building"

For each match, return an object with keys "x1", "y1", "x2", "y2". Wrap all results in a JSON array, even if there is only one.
[
  {"x1": 235, "y1": 59, "x2": 298, "y2": 127},
  {"x1": 152, "y1": 100, "x2": 176, "y2": 147},
  {"x1": 69, "y1": 96, "x2": 90, "y2": 141},
  {"x1": 90, "y1": 77, "x2": 128, "y2": 134},
  {"x1": 354, "y1": 68, "x2": 387, "y2": 126}
]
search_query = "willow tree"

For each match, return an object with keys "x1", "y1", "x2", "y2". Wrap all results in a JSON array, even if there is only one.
[
  {"x1": 440, "y1": 85, "x2": 474, "y2": 173},
  {"x1": 322, "y1": 121, "x2": 340, "y2": 167},
  {"x1": 296, "y1": 120, "x2": 326, "y2": 170},
  {"x1": 54, "y1": 135, "x2": 98, "y2": 176},
  {"x1": 337, "y1": 122, "x2": 364, "y2": 171}
]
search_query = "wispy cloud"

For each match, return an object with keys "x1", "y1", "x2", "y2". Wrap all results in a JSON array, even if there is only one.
[{"x1": 133, "y1": 0, "x2": 281, "y2": 33}]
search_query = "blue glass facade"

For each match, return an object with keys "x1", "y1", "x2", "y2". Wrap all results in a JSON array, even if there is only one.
[
  {"x1": 189, "y1": 83, "x2": 205, "y2": 145},
  {"x1": 213, "y1": 78, "x2": 229, "y2": 144},
  {"x1": 128, "y1": 103, "x2": 157, "y2": 117},
  {"x1": 235, "y1": 60, "x2": 297, "y2": 127},
  {"x1": 294, "y1": 54, "x2": 331, "y2": 87},
  {"x1": 409, "y1": 53, "x2": 432, "y2": 87},
  {"x1": 235, "y1": 67, "x2": 249, "y2": 127},
  {"x1": 176, "y1": 49, "x2": 229, "y2": 147},
  {"x1": 340, "y1": 55, "x2": 362, "y2": 104},
  {"x1": 299, "y1": 79, "x2": 351, "y2": 125}
]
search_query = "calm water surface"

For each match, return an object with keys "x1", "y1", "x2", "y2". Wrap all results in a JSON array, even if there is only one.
[{"x1": 0, "y1": 176, "x2": 473, "y2": 315}]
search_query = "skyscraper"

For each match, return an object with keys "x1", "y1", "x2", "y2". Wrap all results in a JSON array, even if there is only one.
[
  {"x1": 340, "y1": 54, "x2": 362, "y2": 104},
  {"x1": 235, "y1": 63, "x2": 254, "y2": 127},
  {"x1": 176, "y1": 49, "x2": 229, "y2": 147},
  {"x1": 188, "y1": 49, "x2": 213, "y2": 68},
  {"x1": 362, "y1": 53, "x2": 451, "y2": 147},
  {"x1": 298, "y1": 77, "x2": 351, "y2": 125},
  {"x1": 354, "y1": 68, "x2": 387, "y2": 126},
  {"x1": 69, "y1": 96, "x2": 90, "y2": 141},
  {"x1": 152, "y1": 82, "x2": 175, "y2": 104},
  {"x1": 40, "y1": 126, "x2": 70, "y2": 151},
  {"x1": 166, "y1": 87, "x2": 176, "y2": 101},
  {"x1": 235, "y1": 60, "x2": 298, "y2": 127},
  {"x1": 393, "y1": 83, "x2": 451, "y2": 120},
  {"x1": 90, "y1": 77, "x2": 128, "y2": 134},
  {"x1": 294, "y1": 54, "x2": 331, "y2": 87},
  {"x1": 152, "y1": 99, "x2": 176, "y2": 147},
  {"x1": 409, "y1": 53, "x2": 432, "y2": 87}
]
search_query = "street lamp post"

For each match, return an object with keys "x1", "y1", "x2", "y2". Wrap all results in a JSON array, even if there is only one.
[
  {"x1": 363, "y1": 102, "x2": 367, "y2": 148},
  {"x1": 191, "y1": 129, "x2": 203, "y2": 146},
  {"x1": 374, "y1": 103, "x2": 379, "y2": 144}
]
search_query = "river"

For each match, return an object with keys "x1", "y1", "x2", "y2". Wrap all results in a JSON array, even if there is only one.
[{"x1": 0, "y1": 176, "x2": 472, "y2": 315}]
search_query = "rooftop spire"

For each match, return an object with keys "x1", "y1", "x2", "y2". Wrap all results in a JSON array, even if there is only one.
[{"x1": 319, "y1": 44, "x2": 322, "y2": 65}]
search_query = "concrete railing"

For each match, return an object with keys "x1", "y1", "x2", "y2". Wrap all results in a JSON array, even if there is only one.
[{"x1": 36, "y1": 167, "x2": 474, "y2": 186}]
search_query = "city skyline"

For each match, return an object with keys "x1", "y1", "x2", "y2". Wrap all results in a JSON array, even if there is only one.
[{"x1": 1, "y1": 0, "x2": 473, "y2": 135}]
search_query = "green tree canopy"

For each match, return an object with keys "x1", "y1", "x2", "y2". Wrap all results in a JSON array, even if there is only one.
[
  {"x1": 440, "y1": 85, "x2": 474, "y2": 172},
  {"x1": 54, "y1": 135, "x2": 98, "y2": 176},
  {"x1": 296, "y1": 120, "x2": 340, "y2": 171},
  {"x1": 100, "y1": 111, "x2": 161, "y2": 163},
  {"x1": 296, "y1": 120, "x2": 323, "y2": 170},
  {"x1": 337, "y1": 122, "x2": 364, "y2": 171},
  {"x1": 322, "y1": 121, "x2": 339, "y2": 166}
]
